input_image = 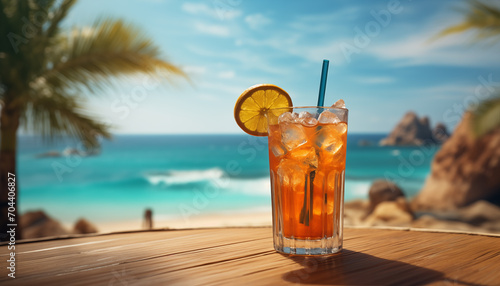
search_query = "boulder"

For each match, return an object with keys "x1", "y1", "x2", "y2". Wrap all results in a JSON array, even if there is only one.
[
  {"x1": 432, "y1": 123, "x2": 450, "y2": 143},
  {"x1": 458, "y1": 200, "x2": 500, "y2": 225},
  {"x1": 36, "y1": 150, "x2": 61, "y2": 158},
  {"x1": 412, "y1": 112, "x2": 500, "y2": 210},
  {"x1": 380, "y1": 112, "x2": 436, "y2": 146},
  {"x1": 368, "y1": 180, "x2": 406, "y2": 214},
  {"x1": 411, "y1": 215, "x2": 482, "y2": 232},
  {"x1": 358, "y1": 140, "x2": 373, "y2": 147},
  {"x1": 73, "y1": 218, "x2": 98, "y2": 234},
  {"x1": 21, "y1": 210, "x2": 70, "y2": 239},
  {"x1": 364, "y1": 197, "x2": 414, "y2": 226},
  {"x1": 344, "y1": 199, "x2": 370, "y2": 226}
]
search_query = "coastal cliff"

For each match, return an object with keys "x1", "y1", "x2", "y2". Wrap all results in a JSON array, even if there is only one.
[
  {"x1": 412, "y1": 112, "x2": 500, "y2": 210},
  {"x1": 380, "y1": 112, "x2": 449, "y2": 146}
]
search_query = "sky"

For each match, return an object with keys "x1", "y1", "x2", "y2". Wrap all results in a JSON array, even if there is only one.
[{"x1": 62, "y1": 0, "x2": 500, "y2": 134}]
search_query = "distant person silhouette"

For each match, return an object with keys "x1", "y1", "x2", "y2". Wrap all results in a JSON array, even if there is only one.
[{"x1": 144, "y1": 208, "x2": 153, "y2": 230}]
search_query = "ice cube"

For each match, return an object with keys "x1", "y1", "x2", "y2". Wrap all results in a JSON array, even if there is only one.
[
  {"x1": 335, "y1": 122, "x2": 348, "y2": 134},
  {"x1": 297, "y1": 111, "x2": 319, "y2": 127},
  {"x1": 316, "y1": 125, "x2": 344, "y2": 154},
  {"x1": 288, "y1": 146, "x2": 319, "y2": 169},
  {"x1": 271, "y1": 143, "x2": 286, "y2": 158},
  {"x1": 301, "y1": 117, "x2": 318, "y2": 127},
  {"x1": 277, "y1": 158, "x2": 306, "y2": 187},
  {"x1": 278, "y1": 112, "x2": 294, "y2": 124},
  {"x1": 298, "y1": 111, "x2": 313, "y2": 119},
  {"x1": 280, "y1": 122, "x2": 307, "y2": 151},
  {"x1": 332, "y1": 99, "x2": 345, "y2": 109},
  {"x1": 318, "y1": 110, "x2": 340, "y2": 124},
  {"x1": 320, "y1": 138, "x2": 347, "y2": 169}
]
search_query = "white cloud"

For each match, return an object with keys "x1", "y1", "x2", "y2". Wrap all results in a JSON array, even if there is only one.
[
  {"x1": 213, "y1": 7, "x2": 241, "y2": 21},
  {"x1": 235, "y1": 12, "x2": 359, "y2": 66},
  {"x1": 182, "y1": 3, "x2": 209, "y2": 14},
  {"x1": 242, "y1": 36, "x2": 353, "y2": 66},
  {"x1": 195, "y1": 92, "x2": 218, "y2": 101},
  {"x1": 236, "y1": 6, "x2": 500, "y2": 68},
  {"x1": 187, "y1": 45, "x2": 289, "y2": 75},
  {"x1": 183, "y1": 65, "x2": 207, "y2": 76},
  {"x1": 194, "y1": 22, "x2": 230, "y2": 37},
  {"x1": 410, "y1": 84, "x2": 476, "y2": 100},
  {"x1": 297, "y1": 40, "x2": 354, "y2": 66},
  {"x1": 245, "y1": 13, "x2": 272, "y2": 30},
  {"x1": 353, "y1": 76, "x2": 395, "y2": 84},
  {"x1": 290, "y1": 7, "x2": 361, "y2": 33},
  {"x1": 217, "y1": 70, "x2": 235, "y2": 79},
  {"x1": 198, "y1": 81, "x2": 243, "y2": 95},
  {"x1": 366, "y1": 18, "x2": 500, "y2": 67},
  {"x1": 182, "y1": 2, "x2": 241, "y2": 20}
]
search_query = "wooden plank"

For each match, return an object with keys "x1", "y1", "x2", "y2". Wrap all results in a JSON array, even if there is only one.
[{"x1": 0, "y1": 227, "x2": 499, "y2": 285}]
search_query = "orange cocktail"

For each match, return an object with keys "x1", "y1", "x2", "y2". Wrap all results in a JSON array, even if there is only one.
[{"x1": 267, "y1": 107, "x2": 348, "y2": 255}]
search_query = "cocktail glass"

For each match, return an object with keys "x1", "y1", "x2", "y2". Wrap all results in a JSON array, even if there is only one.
[{"x1": 267, "y1": 106, "x2": 348, "y2": 255}]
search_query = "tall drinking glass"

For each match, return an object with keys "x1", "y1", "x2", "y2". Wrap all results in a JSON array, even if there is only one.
[{"x1": 266, "y1": 106, "x2": 348, "y2": 255}]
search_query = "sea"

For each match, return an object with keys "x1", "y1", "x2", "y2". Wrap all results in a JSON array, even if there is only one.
[{"x1": 17, "y1": 134, "x2": 440, "y2": 225}]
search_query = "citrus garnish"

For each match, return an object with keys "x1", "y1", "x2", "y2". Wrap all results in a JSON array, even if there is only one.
[{"x1": 234, "y1": 84, "x2": 293, "y2": 136}]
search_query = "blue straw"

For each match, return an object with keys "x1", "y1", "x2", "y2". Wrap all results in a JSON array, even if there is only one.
[{"x1": 317, "y1": 59, "x2": 329, "y2": 107}]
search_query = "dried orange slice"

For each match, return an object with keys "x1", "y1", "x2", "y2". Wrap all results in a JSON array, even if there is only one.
[{"x1": 234, "y1": 84, "x2": 292, "y2": 136}]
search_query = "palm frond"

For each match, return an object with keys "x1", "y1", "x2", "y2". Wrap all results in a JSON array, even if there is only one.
[
  {"x1": 2, "y1": 3, "x2": 187, "y2": 150},
  {"x1": 44, "y1": 0, "x2": 77, "y2": 39},
  {"x1": 21, "y1": 90, "x2": 111, "y2": 149},
  {"x1": 432, "y1": 1, "x2": 500, "y2": 137},
  {"x1": 472, "y1": 95, "x2": 500, "y2": 137},
  {"x1": 41, "y1": 18, "x2": 186, "y2": 94},
  {"x1": 0, "y1": 0, "x2": 68, "y2": 96},
  {"x1": 434, "y1": 0, "x2": 500, "y2": 41}
]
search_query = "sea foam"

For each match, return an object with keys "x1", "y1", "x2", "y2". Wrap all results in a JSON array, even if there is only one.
[{"x1": 145, "y1": 168, "x2": 225, "y2": 186}]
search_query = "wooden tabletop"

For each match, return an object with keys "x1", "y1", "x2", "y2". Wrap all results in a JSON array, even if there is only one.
[{"x1": 1, "y1": 227, "x2": 499, "y2": 285}]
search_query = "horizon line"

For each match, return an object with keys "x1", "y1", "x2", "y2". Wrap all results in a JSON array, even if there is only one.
[{"x1": 17, "y1": 132, "x2": 389, "y2": 137}]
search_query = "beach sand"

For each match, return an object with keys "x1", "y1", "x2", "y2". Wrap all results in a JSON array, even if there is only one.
[
  {"x1": 58, "y1": 199, "x2": 500, "y2": 235},
  {"x1": 68, "y1": 211, "x2": 274, "y2": 234}
]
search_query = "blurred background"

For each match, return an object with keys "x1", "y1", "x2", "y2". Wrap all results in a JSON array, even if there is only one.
[{"x1": 1, "y1": 0, "x2": 499, "y2": 239}]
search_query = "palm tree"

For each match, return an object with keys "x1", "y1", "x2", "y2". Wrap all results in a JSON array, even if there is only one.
[
  {"x1": 437, "y1": 0, "x2": 500, "y2": 137},
  {"x1": 0, "y1": 0, "x2": 185, "y2": 240}
]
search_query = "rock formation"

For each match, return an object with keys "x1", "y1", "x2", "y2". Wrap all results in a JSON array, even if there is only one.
[
  {"x1": 412, "y1": 112, "x2": 500, "y2": 210},
  {"x1": 365, "y1": 197, "x2": 414, "y2": 226},
  {"x1": 358, "y1": 140, "x2": 373, "y2": 147},
  {"x1": 432, "y1": 123, "x2": 450, "y2": 144},
  {"x1": 363, "y1": 180, "x2": 414, "y2": 226},
  {"x1": 344, "y1": 198, "x2": 500, "y2": 233},
  {"x1": 36, "y1": 150, "x2": 61, "y2": 158},
  {"x1": 458, "y1": 200, "x2": 500, "y2": 226},
  {"x1": 380, "y1": 112, "x2": 448, "y2": 146},
  {"x1": 367, "y1": 180, "x2": 406, "y2": 214},
  {"x1": 73, "y1": 218, "x2": 98, "y2": 234},
  {"x1": 21, "y1": 210, "x2": 70, "y2": 239}
]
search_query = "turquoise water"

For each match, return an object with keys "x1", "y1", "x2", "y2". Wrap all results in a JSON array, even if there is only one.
[{"x1": 17, "y1": 134, "x2": 439, "y2": 224}]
